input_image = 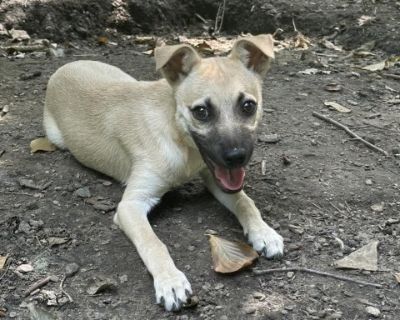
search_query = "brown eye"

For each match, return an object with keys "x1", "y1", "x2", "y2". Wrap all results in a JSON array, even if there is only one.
[
  {"x1": 241, "y1": 100, "x2": 257, "y2": 116},
  {"x1": 192, "y1": 105, "x2": 211, "y2": 122}
]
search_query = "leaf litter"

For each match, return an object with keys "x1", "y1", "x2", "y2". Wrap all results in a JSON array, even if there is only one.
[{"x1": 208, "y1": 235, "x2": 258, "y2": 273}]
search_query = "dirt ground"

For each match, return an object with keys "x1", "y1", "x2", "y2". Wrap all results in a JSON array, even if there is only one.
[{"x1": 1, "y1": 1, "x2": 400, "y2": 320}]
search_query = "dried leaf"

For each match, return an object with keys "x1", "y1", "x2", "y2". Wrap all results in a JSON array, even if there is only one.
[
  {"x1": 195, "y1": 41, "x2": 214, "y2": 55},
  {"x1": 334, "y1": 241, "x2": 378, "y2": 271},
  {"x1": 97, "y1": 36, "x2": 109, "y2": 45},
  {"x1": 134, "y1": 36, "x2": 154, "y2": 46},
  {"x1": 48, "y1": 237, "x2": 69, "y2": 247},
  {"x1": 9, "y1": 29, "x2": 30, "y2": 41},
  {"x1": 324, "y1": 101, "x2": 351, "y2": 113},
  {"x1": 30, "y1": 138, "x2": 56, "y2": 153},
  {"x1": 361, "y1": 60, "x2": 386, "y2": 71},
  {"x1": 394, "y1": 273, "x2": 400, "y2": 284},
  {"x1": 321, "y1": 39, "x2": 342, "y2": 51},
  {"x1": 358, "y1": 15, "x2": 375, "y2": 26},
  {"x1": 294, "y1": 33, "x2": 311, "y2": 49},
  {"x1": 0, "y1": 255, "x2": 8, "y2": 270},
  {"x1": 87, "y1": 279, "x2": 116, "y2": 295},
  {"x1": 208, "y1": 235, "x2": 258, "y2": 273}
]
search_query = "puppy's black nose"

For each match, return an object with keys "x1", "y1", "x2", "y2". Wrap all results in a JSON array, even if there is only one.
[{"x1": 223, "y1": 148, "x2": 247, "y2": 167}]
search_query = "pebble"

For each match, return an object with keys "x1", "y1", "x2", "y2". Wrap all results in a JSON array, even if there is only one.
[
  {"x1": 365, "y1": 179, "x2": 373, "y2": 185},
  {"x1": 259, "y1": 133, "x2": 280, "y2": 143},
  {"x1": 188, "y1": 245, "x2": 195, "y2": 251},
  {"x1": 287, "y1": 271, "x2": 294, "y2": 278},
  {"x1": 16, "y1": 264, "x2": 33, "y2": 273},
  {"x1": 371, "y1": 202, "x2": 384, "y2": 212},
  {"x1": 65, "y1": 262, "x2": 80, "y2": 277},
  {"x1": 365, "y1": 306, "x2": 380, "y2": 318},
  {"x1": 74, "y1": 186, "x2": 91, "y2": 198},
  {"x1": 220, "y1": 316, "x2": 228, "y2": 320}
]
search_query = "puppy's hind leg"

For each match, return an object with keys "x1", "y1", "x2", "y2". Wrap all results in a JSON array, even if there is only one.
[
  {"x1": 113, "y1": 171, "x2": 192, "y2": 311},
  {"x1": 43, "y1": 108, "x2": 66, "y2": 149},
  {"x1": 201, "y1": 169, "x2": 284, "y2": 259}
]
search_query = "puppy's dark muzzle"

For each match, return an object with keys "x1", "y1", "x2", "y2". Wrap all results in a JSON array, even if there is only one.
[{"x1": 222, "y1": 147, "x2": 247, "y2": 168}]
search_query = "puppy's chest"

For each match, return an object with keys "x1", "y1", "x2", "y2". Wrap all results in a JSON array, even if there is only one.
[{"x1": 164, "y1": 144, "x2": 205, "y2": 188}]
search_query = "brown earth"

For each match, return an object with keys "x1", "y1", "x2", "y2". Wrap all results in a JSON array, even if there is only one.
[{"x1": 1, "y1": 1, "x2": 400, "y2": 319}]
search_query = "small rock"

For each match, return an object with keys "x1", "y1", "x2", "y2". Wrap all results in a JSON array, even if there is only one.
[
  {"x1": 102, "y1": 180, "x2": 112, "y2": 186},
  {"x1": 65, "y1": 262, "x2": 80, "y2": 277},
  {"x1": 188, "y1": 245, "x2": 195, "y2": 252},
  {"x1": 214, "y1": 283, "x2": 224, "y2": 290},
  {"x1": 371, "y1": 202, "x2": 384, "y2": 212},
  {"x1": 365, "y1": 306, "x2": 380, "y2": 317},
  {"x1": 18, "y1": 221, "x2": 32, "y2": 234},
  {"x1": 119, "y1": 274, "x2": 128, "y2": 283},
  {"x1": 10, "y1": 29, "x2": 30, "y2": 41},
  {"x1": 74, "y1": 187, "x2": 91, "y2": 198},
  {"x1": 287, "y1": 271, "x2": 294, "y2": 278},
  {"x1": 9, "y1": 311, "x2": 17, "y2": 318},
  {"x1": 253, "y1": 292, "x2": 266, "y2": 300},
  {"x1": 259, "y1": 133, "x2": 280, "y2": 143},
  {"x1": 205, "y1": 229, "x2": 218, "y2": 235},
  {"x1": 220, "y1": 316, "x2": 229, "y2": 320},
  {"x1": 365, "y1": 179, "x2": 373, "y2": 185},
  {"x1": 16, "y1": 264, "x2": 34, "y2": 273},
  {"x1": 19, "y1": 71, "x2": 41, "y2": 81}
]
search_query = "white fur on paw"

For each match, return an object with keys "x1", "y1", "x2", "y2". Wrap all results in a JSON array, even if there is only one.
[
  {"x1": 247, "y1": 223, "x2": 284, "y2": 259},
  {"x1": 154, "y1": 269, "x2": 192, "y2": 311}
]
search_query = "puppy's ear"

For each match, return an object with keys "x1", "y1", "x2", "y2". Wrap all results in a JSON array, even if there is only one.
[
  {"x1": 155, "y1": 44, "x2": 201, "y2": 85},
  {"x1": 229, "y1": 34, "x2": 275, "y2": 77}
]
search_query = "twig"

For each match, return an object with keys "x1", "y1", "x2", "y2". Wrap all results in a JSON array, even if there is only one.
[
  {"x1": 24, "y1": 276, "x2": 55, "y2": 297},
  {"x1": 194, "y1": 13, "x2": 208, "y2": 24},
  {"x1": 312, "y1": 112, "x2": 389, "y2": 156},
  {"x1": 60, "y1": 275, "x2": 73, "y2": 302},
  {"x1": 0, "y1": 191, "x2": 36, "y2": 197},
  {"x1": 214, "y1": 0, "x2": 226, "y2": 34},
  {"x1": 382, "y1": 73, "x2": 400, "y2": 81},
  {"x1": 253, "y1": 267, "x2": 383, "y2": 288},
  {"x1": 292, "y1": 18, "x2": 298, "y2": 32}
]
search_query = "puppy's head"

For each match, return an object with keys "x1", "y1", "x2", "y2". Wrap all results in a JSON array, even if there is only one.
[{"x1": 155, "y1": 35, "x2": 274, "y2": 193}]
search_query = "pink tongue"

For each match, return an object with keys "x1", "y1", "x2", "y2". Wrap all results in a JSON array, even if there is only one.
[{"x1": 215, "y1": 166, "x2": 245, "y2": 191}]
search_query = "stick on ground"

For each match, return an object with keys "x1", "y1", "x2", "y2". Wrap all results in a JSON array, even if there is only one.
[
  {"x1": 253, "y1": 267, "x2": 383, "y2": 288},
  {"x1": 312, "y1": 111, "x2": 389, "y2": 156}
]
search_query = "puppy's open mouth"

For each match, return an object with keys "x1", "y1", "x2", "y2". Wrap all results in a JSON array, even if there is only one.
[{"x1": 205, "y1": 158, "x2": 245, "y2": 193}]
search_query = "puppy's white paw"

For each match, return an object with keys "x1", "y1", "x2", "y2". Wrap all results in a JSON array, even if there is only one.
[
  {"x1": 247, "y1": 223, "x2": 284, "y2": 259},
  {"x1": 154, "y1": 269, "x2": 192, "y2": 311}
]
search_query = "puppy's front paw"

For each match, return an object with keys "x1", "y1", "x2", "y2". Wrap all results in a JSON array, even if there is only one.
[
  {"x1": 247, "y1": 223, "x2": 284, "y2": 259},
  {"x1": 154, "y1": 269, "x2": 192, "y2": 311}
]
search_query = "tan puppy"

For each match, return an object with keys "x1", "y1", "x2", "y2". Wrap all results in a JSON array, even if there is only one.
[{"x1": 43, "y1": 34, "x2": 284, "y2": 311}]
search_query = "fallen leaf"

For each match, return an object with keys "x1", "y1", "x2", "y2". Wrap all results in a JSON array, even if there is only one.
[
  {"x1": 0, "y1": 255, "x2": 8, "y2": 270},
  {"x1": 48, "y1": 237, "x2": 69, "y2": 247},
  {"x1": 394, "y1": 273, "x2": 400, "y2": 284},
  {"x1": 9, "y1": 29, "x2": 30, "y2": 41},
  {"x1": 361, "y1": 60, "x2": 386, "y2": 72},
  {"x1": 358, "y1": 15, "x2": 375, "y2": 26},
  {"x1": 334, "y1": 240, "x2": 378, "y2": 271},
  {"x1": 324, "y1": 101, "x2": 351, "y2": 113},
  {"x1": 321, "y1": 39, "x2": 342, "y2": 51},
  {"x1": 195, "y1": 41, "x2": 214, "y2": 55},
  {"x1": 208, "y1": 235, "x2": 258, "y2": 273},
  {"x1": 293, "y1": 33, "x2": 311, "y2": 49},
  {"x1": 30, "y1": 137, "x2": 56, "y2": 153},
  {"x1": 97, "y1": 36, "x2": 109, "y2": 45},
  {"x1": 16, "y1": 263, "x2": 34, "y2": 273},
  {"x1": 87, "y1": 279, "x2": 116, "y2": 295},
  {"x1": 134, "y1": 36, "x2": 154, "y2": 46}
]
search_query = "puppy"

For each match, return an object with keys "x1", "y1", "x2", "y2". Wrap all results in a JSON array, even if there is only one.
[{"x1": 43, "y1": 34, "x2": 284, "y2": 311}]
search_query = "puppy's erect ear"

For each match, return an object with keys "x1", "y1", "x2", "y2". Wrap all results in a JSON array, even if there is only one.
[
  {"x1": 155, "y1": 44, "x2": 201, "y2": 85},
  {"x1": 229, "y1": 34, "x2": 275, "y2": 77}
]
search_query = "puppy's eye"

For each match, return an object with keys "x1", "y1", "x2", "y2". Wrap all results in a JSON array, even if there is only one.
[
  {"x1": 192, "y1": 105, "x2": 210, "y2": 122},
  {"x1": 241, "y1": 100, "x2": 257, "y2": 116}
]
